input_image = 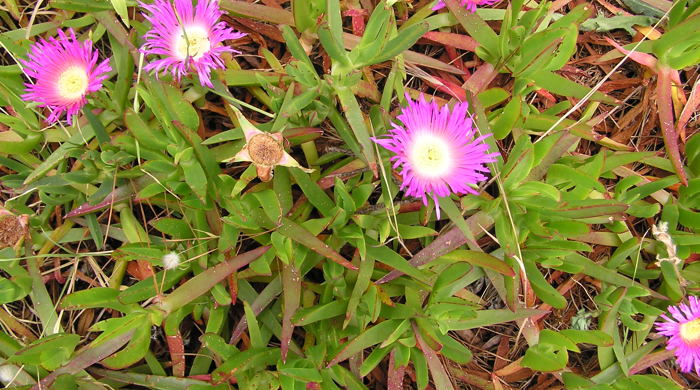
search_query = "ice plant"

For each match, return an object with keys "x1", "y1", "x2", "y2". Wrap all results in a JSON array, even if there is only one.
[
  {"x1": 20, "y1": 28, "x2": 111, "y2": 124},
  {"x1": 225, "y1": 107, "x2": 313, "y2": 182},
  {"x1": 433, "y1": 0, "x2": 498, "y2": 13},
  {"x1": 372, "y1": 94, "x2": 497, "y2": 218},
  {"x1": 139, "y1": 0, "x2": 246, "y2": 88},
  {"x1": 656, "y1": 296, "x2": 700, "y2": 375}
]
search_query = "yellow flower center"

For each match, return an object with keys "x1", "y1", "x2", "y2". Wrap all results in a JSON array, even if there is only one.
[
  {"x1": 56, "y1": 66, "x2": 89, "y2": 100},
  {"x1": 680, "y1": 319, "x2": 700, "y2": 345},
  {"x1": 409, "y1": 133, "x2": 452, "y2": 178},
  {"x1": 174, "y1": 25, "x2": 211, "y2": 60}
]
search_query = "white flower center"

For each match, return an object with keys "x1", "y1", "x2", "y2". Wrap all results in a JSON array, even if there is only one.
[
  {"x1": 56, "y1": 66, "x2": 89, "y2": 100},
  {"x1": 680, "y1": 319, "x2": 700, "y2": 346},
  {"x1": 409, "y1": 133, "x2": 453, "y2": 178},
  {"x1": 173, "y1": 25, "x2": 211, "y2": 60}
]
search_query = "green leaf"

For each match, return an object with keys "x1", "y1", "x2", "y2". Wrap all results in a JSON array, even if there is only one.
[
  {"x1": 252, "y1": 189, "x2": 283, "y2": 225},
  {"x1": 334, "y1": 84, "x2": 377, "y2": 169},
  {"x1": 449, "y1": 308, "x2": 548, "y2": 329},
  {"x1": 503, "y1": 135, "x2": 535, "y2": 190},
  {"x1": 365, "y1": 240, "x2": 431, "y2": 284},
  {"x1": 157, "y1": 247, "x2": 271, "y2": 315},
  {"x1": 328, "y1": 319, "x2": 404, "y2": 367},
  {"x1": 9, "y1": 333, "x2": 80, "y2": 370},
  {"x1": 439, "y1": 250, "x2": 514, "y2": 276},
  {"x1": 293, "y1": 300, "x2": 347, "y2": 326},
  {"x1": 529, "y1": 71, "x2": 615, "y2": 103},
  {"x1": 118, "y1": 266, "x2": 190, "y2": 304},
  {"x1": 150, "y1": 218, "x2": 194, "y2": 239},
  {"x1": 61, "y1": 287, "x2": 134, "y2": 313},
  {"x1": 345, "y1": 253, "x2": 375, "y2": 328},
  {"x1": 369, "y1": 22, "x2": 429, "y2": 65},
  {"x1": 178, "y1": 147, "x2": 208, "y2": 201},
  {"x1": 522, "y1": 343, "x2": 568, "y2": 371},
  {"x1": 289, "y1": 168, "x2": 336, "y2": 217},
  {"x1": 243, "y1": 300, "x2": 264, "y2": 349},
  {"x1": 24, "y1": 124, "x2": 95, "y2": 184},
  {"x1": 437, "y1": 197, "x2": 478, "y2": 250},
  {"x1": 101, "y1": 317, "x2": 151, "y2": 369},
  {"x1": 492, "y1": 97, "x2": 522, "y2": 140},
  {"x1": 477, "y1": 88, "x2": 510, "y2": 108},
  {"x1": 0, "y1": 275, "x2": 31, "y2": 305},
  {"x1": 445, "y1": 0, "x2": 498, "y2": 60},
  {"x1": 318, "y1": 26, "x2": 352, "y2": 70},
  {"x1": 292, "y1": 0, "x2": 325, "y2": 33},
  {"x1": 559, "y1": 329, "x2": 613, "y2": 347},
  {"x1": 524, "y1": 260, "x2": 567, "y2": 309},
  {"x1": 278, "y1": 217, "x2": 357, "y2": 271}
]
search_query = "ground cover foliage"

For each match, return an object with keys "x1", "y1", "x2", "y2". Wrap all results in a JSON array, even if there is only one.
[{"x1": 0, "y1": 0, "x2": 699, "y2": 388}]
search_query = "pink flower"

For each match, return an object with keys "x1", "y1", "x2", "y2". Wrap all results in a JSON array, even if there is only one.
[
  {"x1": 433, "y1": 0, "x2": 498, "y2": 13},
  {"x1": 139, "y1": 0, "x2": 246, "y2": 88},
  {"x1": 20, "y1": 28, "x2": 111, "y2": 124},
  {"x1": 372, "y1": 94, "x2": 497, "y2": 218},
  {"x1": 656, "y1": 296, "x2": 700, "y2": 375}
]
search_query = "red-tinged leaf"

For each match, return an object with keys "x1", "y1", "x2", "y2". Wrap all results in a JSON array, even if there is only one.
[
  {"x1": 166, "y1": 333, "x2": 185, "y2": 377},
  {"x1": 65, "y1": 186, "x2": 130, "y2": 219},
  {"x1": 551, "y1": 201, "x2": 629, "y2": 219},
  {"x1": 604, "y1": 37, "x2": 658, "y2": 69},
  {"x1": 318, "y1": 159, "x2": 367, "y2": 190},
  {"x1": 90, "y1": 368, "x2": 214, "y2": 388},
  {"x1": 343, "y1": 8, "x2": 367, "y2": 36},
  {"x1": 376, "y1": 211, "x2": 494, "y2": 284},
  {"x1": 423, "y1": 31, "x2": 478, "y2": 52},
  {"x1": 278, "y1": 217, "x2": 357, "y2": 270},
  {"x1": 284, "y1": 127, "x2": 324, "y2": 145},
  {"x1": 388, "y1": 349, "x2": 406, "y2": 390},
  {"x1": 280, "y1": 264, "x2": 301, "y2": 362},
  {"x1": 412, "y1": 322, "x2": 455, "y2": 390},
  {"x1": 657, "y1": 66, "x2": 689, "y2": 186},
  {"x1": 428, "y1": 75, "x2": 468, "y2": 101},
  {"x1": 34, "y1": 328, "x2": 136, "y2": 389},
  {"x1": 228, "y1": 272, "x2": 238, "y2": 305},
  {"x1": 629, "y1": 349, "x2": 676, "y2": 375},
  {"x1": 157, "y1": 246, "x2": 271, "y2": 316},
  {"x1": 463, "y1": 62, "x2": 498, "y2": 94}
]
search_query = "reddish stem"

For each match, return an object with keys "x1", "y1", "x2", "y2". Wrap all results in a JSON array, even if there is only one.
[{"x1": 657, "y1": 66, "x2": 689, "y2": 186}]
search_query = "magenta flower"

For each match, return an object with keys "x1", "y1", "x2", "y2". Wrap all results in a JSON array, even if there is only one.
[
  {"x1": 20, "y1": 28, "x2": 111, "y2": 125},
  {"x1": 372, "y1": 94, "x2": 497, "y2": 218},
  {"x1": 433, "y1": 0, "x2": 498, "y2": 12},
  {"x1": 656, "y1": 296, "x2": 700, "y2": 375},
  {"x1": 139, "y1": 0, "x2": 246, "y2": 88}
]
